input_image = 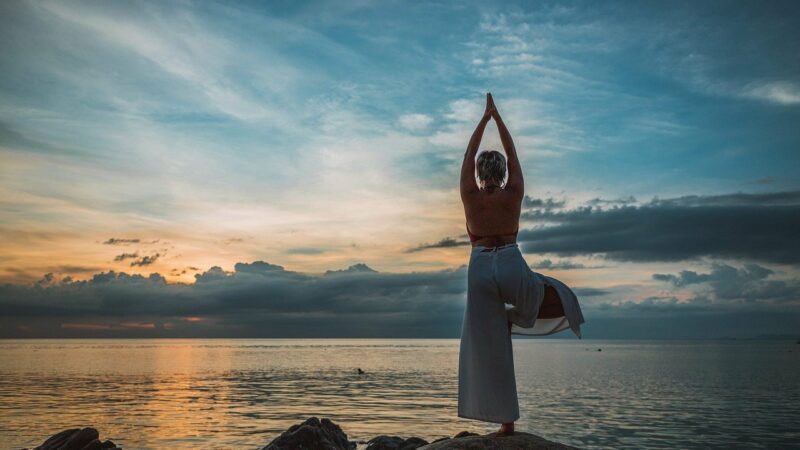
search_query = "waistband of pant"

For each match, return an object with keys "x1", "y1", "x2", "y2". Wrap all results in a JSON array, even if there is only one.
[{"x1": 471, "y1": 242, "x2": 519, "y2": 253}]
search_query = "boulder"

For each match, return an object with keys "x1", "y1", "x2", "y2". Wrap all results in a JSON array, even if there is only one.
[
  {"x1": 262, "y1": 417, "x2": 355, "y2": 450},
  {"x1": 418, "y1": 431, "x2": 578, "y2": 450},
  {"x1": 25, "y1": 427, "x2": 118, "y2": 450},
  {"x1": 366, "y1": 435, "x2": 429, "y2": 450},
  {"x1": 453, "y1": 432, "x2": 479, "y2": 439}
]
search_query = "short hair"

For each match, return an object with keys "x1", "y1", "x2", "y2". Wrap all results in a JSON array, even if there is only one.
[{"x1": 476, "y1": 150, "x2": 506, "y2": 188}]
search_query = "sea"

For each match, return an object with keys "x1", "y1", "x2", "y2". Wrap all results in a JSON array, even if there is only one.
[{"x1": 1, "y1": 339, "x2": 798, "y2": 449}]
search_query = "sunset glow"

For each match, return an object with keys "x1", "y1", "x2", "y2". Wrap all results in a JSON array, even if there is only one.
[{"x1": 1, "y1": 0, "x2": 798, "y2": 339}]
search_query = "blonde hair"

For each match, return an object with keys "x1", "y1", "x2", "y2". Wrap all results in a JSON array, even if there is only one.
[{"x1": 476, "y1": 150, "x2": 506, "y2": 188}]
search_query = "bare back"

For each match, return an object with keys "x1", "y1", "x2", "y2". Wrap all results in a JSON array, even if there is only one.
[{"x1": 462, "y1": 187, "x2": 522, "y2": 247}]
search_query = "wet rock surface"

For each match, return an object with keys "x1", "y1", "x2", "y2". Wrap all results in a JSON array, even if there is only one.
[
  {"x1": 262, "y1": 417, "x2": 356, "y2": 450},
  {"x1": 25, "y1": 427, "x2": 118, "y2": 450},
  {"x1": 27, "y1": 419, "x2": 578, "y2": 450},
  {"x1": 366, "y1": 435, "x2": 430, "y2": 449},
  {"x1": 418, "y1": 431, "x2": 578, "y2": 450}
]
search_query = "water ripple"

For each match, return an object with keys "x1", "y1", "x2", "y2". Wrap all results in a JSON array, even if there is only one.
[{"x1": 1, "y1": 339, "x2": 798, "y2": 449}]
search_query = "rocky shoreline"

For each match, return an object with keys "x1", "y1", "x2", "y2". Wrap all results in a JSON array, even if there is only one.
[{"x1": 24, "y1": 417, "x2": 578, "y2": 450}]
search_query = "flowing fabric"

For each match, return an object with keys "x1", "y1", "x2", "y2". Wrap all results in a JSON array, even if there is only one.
[{"x1": 458, "y1": 243, "x2": 584, "y2": 423}]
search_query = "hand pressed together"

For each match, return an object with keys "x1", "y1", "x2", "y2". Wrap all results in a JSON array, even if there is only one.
[{"x1": 483, "y1": 92, "x2": 497, "y2": 119}]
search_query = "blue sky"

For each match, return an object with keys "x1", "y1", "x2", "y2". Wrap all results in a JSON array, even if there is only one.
[{"x1": 1, "y1": 0, "x2": 798, "y2": 338}]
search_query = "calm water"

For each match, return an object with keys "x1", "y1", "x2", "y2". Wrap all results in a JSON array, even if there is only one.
[{"x1": 1, "y1": 339, "x2": 798, "y2": 449}]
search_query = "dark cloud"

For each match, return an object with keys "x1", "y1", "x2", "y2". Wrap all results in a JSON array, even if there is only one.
[
  {"x1": 532, "y1": 258, "x2": 587, "y2": 270},
  {"x1": 586, "y1": 196, "x2": 637, "y2": 206},
  {"x1": 653, "y1": 262, "x2": 800, "y2": 302},
  {"x1": 114, "y1": 252, "x2": 139, "y2": 262},
  {"x1": 652, "y1": 271, "x2": 712, "y2": 286},
  {"x1": 1, "y1": 258, "x2": 798, "y2": 338},
  {"x1": 234, "y1": 261, "x2": 284, "y2": 273},
  {"x1": 193, "y1": 266, "x2": 230, "y2": 283},
  {"x1": 0, "y1": 260, "x2": 467, "y2": 338},
  {"x1": 406, "y1": 237, "x2": 470, "y2": 253},
  {"x1": 103, "y1": 238, "x2": 141, "y2": 245},
  {"x1": 645, "y1": 191, "x2": 800, "y2": 208},
  {"x1": 518, "y1": 190, "x2": 800, "y2": 264},
  {"x1": 130, "y1": 253, "x2": 160, "y2": 266},
  {"x1": 324, "y1": 263, "x2": 377, "y2": 276},
  {"x1": 573, "y1": 287, "x2": 610, "y2": 297},
  {"x1": 170, "y1": 266, "x2": 201, "y2": 275},
  {"x1": 522, "y1": 196, "x2": 566, "y2": 210},
  {"x1": 585, "y1": 294, "x2": 715, "y2": 317}
]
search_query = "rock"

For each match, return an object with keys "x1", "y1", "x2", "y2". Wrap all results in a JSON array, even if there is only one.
[
  {"x1": 366, "y1": 435, "x2": 429, "y2": 450},
  {"x1": 418, "y1": 431, "x2": 578, "y2": 450},
  {"x1": 262, "y1": 417, "x2": 355, "y2": 450},
  {"x1": 25, "y1": 427, "x2": 119, "y2": 450},
  {"x1": 453, "y1": 431, "x2": 479, "y2": 439},
  {"x1": 25, "y1": 420, "x2": 577, "y2": 450}
]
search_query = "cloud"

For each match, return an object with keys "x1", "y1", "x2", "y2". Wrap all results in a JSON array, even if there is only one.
[
  {"x1": 0, "y1": 260, "x2": 468, "y2": 338},
  {"x1": 652, "y1": 271, "x2": 711, "y2": 287},
  {"x1": 103, "y1": 238, "x2": 140, "y2": 245},
  {"x1": 1, "y1": 257, "x2": 798, "y2": 339},
  {"x1": 518, "y1": 190, "x2": 800, "y2": 264},
  {"x1": 532, "y1": 258, "x2": 586, "y2": 270},
  {"x1": 324, "y1": 263, "x2": 378, "y2": 276},
  {"x1": 234, "y1": 261, "x2": 285, "y2": 274},
  {"x1": 37, "y1": 1, "x2": 293, "y2": 124},
  {"x1": 399, "y1": 113, "x2": 433, "y2": 131},
  {"x1": 742, "y1": 81, "x2": 800, "y2": 105},
  {"x1": 523, "y1": 196, "x2": 566, "y2": 211},
  {"x1": 406, "y1": 237, "x2": 471, "y2": 253},
  {"x1": 130, "y1": 253, "x2": 160, "y2": 267},
  {"x1": 114, "y1": 252, "x2": 139, "y2": 262},
  {"x1": 653, "y1": 262, "x2": 800, "y2": 303},
  {"x1": 572, "y1": 287, "x2": 610, "y2": 297},
  {"x1": 586, "y1": 196, "x2": 636, "y2": 206}
]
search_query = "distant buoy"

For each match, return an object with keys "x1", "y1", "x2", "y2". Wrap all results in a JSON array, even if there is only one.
[{"x1": 597, "y1": 348, "x2": 602, "y2": 352}]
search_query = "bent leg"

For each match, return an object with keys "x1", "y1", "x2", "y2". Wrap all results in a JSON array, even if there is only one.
[{"x1": 538, "y1": 284, "x2": 565, "y2": 319}]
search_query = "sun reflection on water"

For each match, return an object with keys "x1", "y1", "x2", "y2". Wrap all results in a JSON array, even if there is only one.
[{"x1": 1, "y1": 339, "x2": 798, "y2": 449}]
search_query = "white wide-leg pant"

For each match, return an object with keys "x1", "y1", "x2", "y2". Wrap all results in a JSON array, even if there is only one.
[{"x1": 457, "y1": 243, "x2": 584, "y2": 423}]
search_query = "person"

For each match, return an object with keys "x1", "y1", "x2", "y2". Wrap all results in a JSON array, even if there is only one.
[{"x1": 457, "y1": 93, "x2": 584, "y2": 435}]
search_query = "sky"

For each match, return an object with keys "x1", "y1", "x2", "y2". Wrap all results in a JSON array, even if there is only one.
[{"x1": 1, "y1": 0, "x2": 798, "y2": 338}]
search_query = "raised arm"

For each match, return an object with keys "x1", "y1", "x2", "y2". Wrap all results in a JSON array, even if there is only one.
[
  {"x1": 490, "y1": 95, "x2": 524, "y2": 197},
  {"x1": 460, "y1": 94, "x2": 494, "y2": 200}
]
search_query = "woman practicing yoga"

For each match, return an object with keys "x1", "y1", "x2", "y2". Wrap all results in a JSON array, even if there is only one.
[{"x1": 457, "y1": 93, "x2": 585, "y2": 434}]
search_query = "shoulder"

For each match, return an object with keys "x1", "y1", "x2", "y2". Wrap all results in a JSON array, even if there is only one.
[
  {"x1": 503, "y1": 184, "x2": 525, "y2": 202},
  {"x1": 460, "y1": 185, "x2": 480, "y2": 204}
]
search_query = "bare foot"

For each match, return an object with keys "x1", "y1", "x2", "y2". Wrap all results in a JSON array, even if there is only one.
[{"x1": 498, "y1": 422, "x2": 514, "y2": 434}]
